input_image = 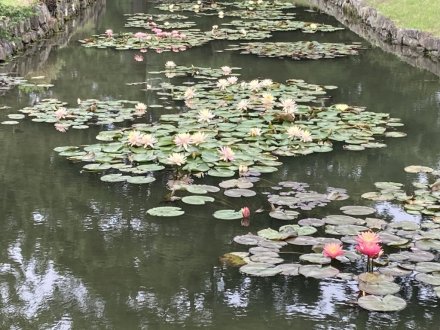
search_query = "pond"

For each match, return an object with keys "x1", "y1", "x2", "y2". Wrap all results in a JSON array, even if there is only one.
[{"x1": 0, "y1": 0, "x2": 440, "y2": 328}]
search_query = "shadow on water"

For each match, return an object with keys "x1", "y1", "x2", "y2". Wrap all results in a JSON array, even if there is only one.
[{"x1": 0, "y1": 0, "x2": 439, "y2": 328}]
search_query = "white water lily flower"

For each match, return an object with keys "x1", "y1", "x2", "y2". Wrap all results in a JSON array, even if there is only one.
[
  {"x1": 249, "y1": 127, "x2": 262, "y2": 137},
  {"x1": 260, "y1": 79, "x2": 273, "y2": 87},
  {"x1": 219, "y1": 146, "x2": 235, "y2": 162},
  {"x1": 286, "y1": 126, "x2": 312, "y2": 142},
  {"x1": 217, "y1": 78, "x2": 230, "y2": 90},
  {"x1": 167, "y1": 153, "x2": 186, "y2": 166},
  {"x1": 184, "y1": 87, "x2": 196, "y2": 99},
  {"x1": 221, "y1": 66, "x2": 232, "y2": 75},
  {"x1": 299, "y1": 129, "x2": 313, "y2": 142},
  {"x1": 261, "y1": 92, "x2": 274, "y2": 108},
  {"x1": 198, "y1": 109, "x2": 215, "y2": 123},
  {"x1": 218, "y1": 11, "x2": 224, "y2": 18},
  {"x1": 140, "y1": 134, "x2": 157, "y2": 148},
  {"x1": 165, "y1": 61, "x2": 176, "y2": 69},
  {"x1": 240, "y1": 28, "x2": 247, "y2": 36},
  {"x1": 237, "y1": 99, "x2": 250, "y2": 111},
  {"x1": 192, "y1": 131, "x2": 207, "y2": 145},
  {"x1": 286, "y1": 125, "x2": 303, "y2": 139},
  {"x1": 128, "y1": 130, "x2": 145, "y2": 147},
  {"x1": 280, "y1": 98, "x2": 297, "y2": 114},
  {"x1": 227, "y1": 76, "x2": 238, "y2": 85},
  {"x1": 248, "y1": 79, "x2": 260, "y2": 92},
  {"x1": 174, "y1": 132, "x2": 192, "y2": 150}
]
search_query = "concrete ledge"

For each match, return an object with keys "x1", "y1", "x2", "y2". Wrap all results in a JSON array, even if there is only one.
[{"x1": 0, "y1": 0, "x2": 97, "y2": 62}]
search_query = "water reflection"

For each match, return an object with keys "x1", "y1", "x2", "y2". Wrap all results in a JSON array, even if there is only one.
[{"x1": 0, "y1": 0, "x2": 439, "y2": 328}]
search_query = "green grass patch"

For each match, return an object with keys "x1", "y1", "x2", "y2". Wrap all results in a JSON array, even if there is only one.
[
  {"x1": 0, "y1": 0, "x2": 34, "y2": 7},
  {"x1": 0, "y1": 0, "x2": 36, "y2": 40},
  {"x1": 366, "y1": 0, "x2": 440, "y2": 37}
]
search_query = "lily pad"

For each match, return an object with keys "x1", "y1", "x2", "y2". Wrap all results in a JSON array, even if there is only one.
[
  {"x1": 415, "y1": 273, "x2": 440, "y2": 286},
  {"x1": 213, "y1": 209, "x2": 243, "y2": 220},
  {"x1": 269, "y1": 209, "x2": 299, "y2": 220},
  {"x1": 415, "y1": 262, "x2": 440, "y2": 273},
  {"x1": 147, "y1": 206, "x2": 185, "y2": 217},
  {"x1": 358, "y1": 295, "x2": 407, "y2": 312},
  {"x1": 299, "y1": 253, "x2": 331, "y2": 264},
  {"x1": 404, "y1": 165, "x2": 434, "y2": 173},
  {"x1": 239, "y1": 263, "x2": 281, "y2": 277},
  {"x1": 340, "y1": 205, "x2": 375, "y2": 216},
  {"x1": 298, "y1": 265, "x2": 339, "y2": 279},
  {"x1": 182, "y1": 195, "x2": 215, "y2": 205},
  {"x1": 359, "y1": 281, "x2": 401, "y2": 296},
  {"x1": 224, "y1": 188, "x2": 256, "y2": 197}
]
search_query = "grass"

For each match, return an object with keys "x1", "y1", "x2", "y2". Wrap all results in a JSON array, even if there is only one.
[
  {"x1": 0, "y1": 0, "x2": 35, "y2": 7},
  {"x1": 366, "y1": 0, "x2": 440, "y2": 37}
]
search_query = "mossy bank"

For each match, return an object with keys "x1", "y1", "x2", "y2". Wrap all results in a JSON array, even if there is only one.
[{"x1": 0, "y1": 0, "x2": 97, "y2": 61}]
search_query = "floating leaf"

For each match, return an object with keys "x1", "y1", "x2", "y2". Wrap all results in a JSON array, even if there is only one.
[
  {"x1": 404, "y1": 165, "x2": 434, "y2": 173},
  {"x1": 269, "y1": 209, "x2": 299, "y2": 220},
  {"x1": 224, "y1": 188, "x2": 256, "y2": 197},
  {"x1": 340, "y1": 205, "x2": 375, "y2": 216},
  {"x1": 299, "y1": 253, "x2": 331, "y2": 264},
  {"x1": 415, "y1": 262, "x2": 440, "y2": 273},
  {"x1": 147, "y1": 206, "x2": 185, "y2": 217},
  {"x1": 358, "y1": 295, "x2": 407, "y2": 312},
  {"x1": 359, "y1": 280, "x2": 401, "y2": 296},
  {"x1": 239, "y1": 263, "x2": 281, "y2": 277},
  {"x1": 213, "y1": 209, "x2": 242, "y2": 220},
  {"x1": 257, "y1": 228, "x2": 290, "y2": 240},
  {"x1": 299, "y1": 265, "x2": 339, "y2": 279},
  {"x1": 126, "y1": 176, "x2": 156, "y2": 184},
  {"x1": 182, "y1": 195, "x2": 215, "y2": 205},
  {"x1": 233, "y1": 233, "x2": 261, "y2": 245},
  {"x1": 274, "y1": 263, "x2": 300, "y2": 276}
]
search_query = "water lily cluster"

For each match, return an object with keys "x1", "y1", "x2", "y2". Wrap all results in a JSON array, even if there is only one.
[{"x1": 53, "y1": 63, "x2": 404, "y2": 182}]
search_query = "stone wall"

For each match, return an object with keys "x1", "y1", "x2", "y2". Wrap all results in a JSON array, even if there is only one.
[
  {"x1": 313, "y1": 0, "x2": 440, "y2": 61},
  {"x1": 0, "y1": 0, "x2": 97, "y2": 62}
]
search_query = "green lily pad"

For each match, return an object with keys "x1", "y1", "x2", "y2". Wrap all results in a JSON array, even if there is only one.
[
  {"x1": 233, "y1": 233, "x2": 261, "y2": 245},
  {"x1": 147, "y1": 206, "x2": 185, "y2": 217},
  {"x1": 126, "y1": 176, "x2": 156, "y2": 184},
  {"x1": 182, "y1": 195, "x2": 215, "y2": 205},
  {"x1": 274, "y1": 263, "x2": 301, "y2": 276},
  {"x1": 239, "y1": 263, "x2": 281, "y2": 277},
  {"x1": 257, "y1": 228, "x2": 290, "y2": 240},
  {"x1": 404, "y1": 165, "x2": 434, "y2": 173},
  {"x1": 358, "y1": 295, "x2": 407, "y2": 312},
  {"x1": 415, "y1": 273, "x2": 440, "y2": 286},
  {"x1": 298, "y1": 265, "x2": 339, "y2": 279},
  {"x1": 269, "y1": 209, "x2": 299, "y2": 220},
  {"x1": 340, "y1": 205, "x2": 376, "y2": 216},
  {"x1": 299, "y1": 253, "x2": 331, "y2": 264},
  {"x1": 415, "y1": 262, "x2": 440, "y2": 273},
  {"x1": 213, "y1": 209, "x2": 242, "y2": 220},
  {"x1": 100, "y1": 174, "x2": 128, "y2": 182},
  {"x1": 224, "y1": 188, "x2": 256, "y2": 197},
  {"x1": 359, "y1": 281, "x2": 401, "y2": 296}
]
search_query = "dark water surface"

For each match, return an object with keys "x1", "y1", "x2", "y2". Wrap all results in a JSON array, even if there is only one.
[{"x1": 0, "y1": 1, "x2": 440, "y2": 329}]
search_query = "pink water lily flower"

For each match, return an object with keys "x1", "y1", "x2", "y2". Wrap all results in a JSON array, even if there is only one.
[
  {"x1": 323, "y1": 243, "x2": 344, "y2": 259},
  {"x1": 55, "y1": 107, "x2": 68, "y2": 120},
  {"x1": 241, "y1": 207, "x2": 250, "y2": 219},
  {"x1": 219, "y1": 146, "x2": 235, "y2": 162},
  {"x1": 356, "y1": 242, "x2": 383, "y2": 259},
  {"x1": 105, "y1": 29, "x2": 113, "y2": 38},
  {"x1": 134, "y1": 54, "x2": 144, "y2": 62}
]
